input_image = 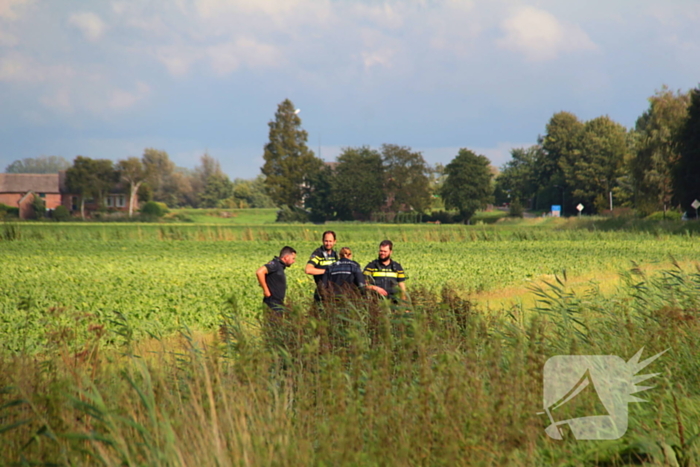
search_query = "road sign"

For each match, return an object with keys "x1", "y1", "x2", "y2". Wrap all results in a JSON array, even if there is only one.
[
  {"x1": 551, "y1": 205, "x2": 561, "y2": 217},
  {"x1": 576, "y1": 203, "x2": 584, "y2": 212},
  {"x1": 692, "y1": 199, "x2": 700, "y2": 209}
]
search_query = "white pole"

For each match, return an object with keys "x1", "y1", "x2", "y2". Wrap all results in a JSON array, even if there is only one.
[{"x1": 609, "y1": 191, "x2": 613, "y2": 211}]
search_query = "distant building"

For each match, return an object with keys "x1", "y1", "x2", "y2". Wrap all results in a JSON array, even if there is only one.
[{"x1": 0, "y1": 172, "x2": 135, "y2": 219}]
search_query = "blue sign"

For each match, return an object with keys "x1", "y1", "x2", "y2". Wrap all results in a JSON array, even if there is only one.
[{"x1": 551, "y1": 205, "x2": 561, "y2": 212}]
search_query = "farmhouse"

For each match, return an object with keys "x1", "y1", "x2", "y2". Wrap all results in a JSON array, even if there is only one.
[
  {"x1": 0, "y1": 173, "x2": 64, "y2": 219},
  {"x1": 0, "y1": 172, "x2": 135, "y2": 219}
]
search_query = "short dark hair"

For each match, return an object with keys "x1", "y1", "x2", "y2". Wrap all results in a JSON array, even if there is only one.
[
  {"x1": 322, "y1": 230, "x2": 336, "y2": 240},
  {"x1": 379, "y1": 240, "x2": 393, "y2": 250},
  {"x1": 279, "y1": 246, "x2": 296, "y2": 257}
]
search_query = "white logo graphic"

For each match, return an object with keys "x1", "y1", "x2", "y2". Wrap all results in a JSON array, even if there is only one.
[{"x1": 541, "y1": 348, "x2": 667, "y2": 440}]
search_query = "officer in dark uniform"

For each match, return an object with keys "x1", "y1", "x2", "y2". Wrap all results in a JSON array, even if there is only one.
[
  {"x1": 322, "y1": 247, "x2": 365, "y2": 296},
  {"x1": 256, "y1": 246, "x2": 297, "y2": 314},
  {"x1": 363, "y1": 239, "x2": 407, "y2": 301},
  {"x1": 305, "y1": 230, "x2": 338, "y2": 301}
]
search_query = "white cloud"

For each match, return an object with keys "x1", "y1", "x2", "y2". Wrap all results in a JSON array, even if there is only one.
[
  {"x1": 0, "y1": 53, "x2": 74, "y2": 83},
  {"x1": 40, "y1": 88, "x2": 73, "y2": 113},
  {"x1": 497, "y1": 6, "x2": 597, "y2": 62},
  {"x1": 68, "y1": 12, "x2": 106, "y2": 41},
  {"x1": 109, "y1": 82, "x2": 150, "y2": 109},
  {"x1": 207, "y1": 38, "x2": 281, "y2": 75},
  {"x1": 0, "y1": 27, "x2": 18, "y2": 46},
  {"x1": 155, "y1": 46, "x2": 199, "y2": 76},
  {"x1": 0, "y1": 0, "x2": 32, "y2": 20}
]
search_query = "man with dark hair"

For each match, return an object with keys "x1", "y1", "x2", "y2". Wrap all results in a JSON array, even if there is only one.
[
  {"x1": 322, "y1": 247, "x2": 365, "y2": 296},
  {"x1": 363, "y1": 240, "x2": 407, "y2": 300},
  {"x1": 256, "y1": 246, "x2": 297, "y2": 313},
  {"x1": 305, "y1": 230, "x2": 338, "y2": 301}
]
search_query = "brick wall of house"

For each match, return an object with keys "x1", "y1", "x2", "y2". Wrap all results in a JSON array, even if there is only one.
[{"x1": 0, "y1": 193, "x2": 22, "y2": 207}]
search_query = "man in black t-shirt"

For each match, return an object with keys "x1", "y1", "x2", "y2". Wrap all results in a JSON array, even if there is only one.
[
  {"x1": 305, "y1": 230, "x2": 338, "y2": 301},
  {"x1": 363, "y1": 239, "x2": 407, "y2": 301},
  {"x1": 256, "y1": 246, "x2": 297, "y2": 313}
]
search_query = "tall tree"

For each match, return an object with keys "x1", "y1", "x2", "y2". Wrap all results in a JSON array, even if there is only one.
[
  {"x1": 538, "y1": 112, "x2": 584, "y2": 213},
  {"x1": 673, "y1": 87, "x2": 700, "y2": 214},
  {"x1": 495, "y1": 146, "x2": 543, "y2": 208},
  {"x1": 560, "y1": 116, "x2": 629, "y2": 213},
  {"x1": 65, "y1": 156, "x2": 116, "y2": 219},
  {"x1": 141, "y1": 148, "x2": 190, "y2": 207},
  {"x1": 117, "y1": 157, "x2": 149, "y2": 217},
  {"x1": 5, "y1": 156, "x2": 70, "y2": 174},
  {"x1": 261, "y1": 99, "x2": 322, "y2": 208},
  {"x1": 380, "y1": 144, "x2": 431, "y2": 213},
  {"x1": 632, "y1": 87, "x2": 690, "y2": 215},
  {"x1": 440, "y1": 149, "x2": 494, "y2": 222},
  {"x1": 331, "y1": 147, "x2": 385, "y2": 220},
  {"x1": 304, "y1": 165, "x2": 337, "y2": 222}
]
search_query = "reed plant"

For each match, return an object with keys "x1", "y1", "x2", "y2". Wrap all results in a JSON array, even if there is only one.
[{"x1": 2, "y1": 265, "x2": 699, "y2": 466}]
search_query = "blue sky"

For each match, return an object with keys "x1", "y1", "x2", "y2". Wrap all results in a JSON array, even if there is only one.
[{"x1": 1, "y1": 0, "x2": 699, "y2": 178}]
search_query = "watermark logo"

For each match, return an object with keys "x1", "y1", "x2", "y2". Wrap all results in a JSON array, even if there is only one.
[{"x1": 540, "y1": 347, "x2": 667, "y2": 440}]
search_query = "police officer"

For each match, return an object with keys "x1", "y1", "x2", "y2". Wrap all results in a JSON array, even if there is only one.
[
  {"x1": 363, "y1": 240, "x2": 407, "y2": 300},
  {"x1": 256, "y1": 246, "x2": 297, "y2": 314},
  {"x1": 305, "y1": 230, "x2": 338, "y2": 301},
  {"x1": 322, "y1": 247, "x2": 365, "y2": 296}
]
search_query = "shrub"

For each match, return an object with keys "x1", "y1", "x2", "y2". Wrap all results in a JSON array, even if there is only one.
[
  {"x1": 508, "y1": 200, "x2": 524, "y2": 218},
  {"x1": 52, "y1": 205, "x2": 71, "y2": 222},
  {"x1": 31, "y1": 195, "x2": 46, "y2": 219},
  {"x1": 140, "y1": 201, "x2": 169, "y2": 218},
  {"x1": 276, "y1": 206, "x2": 309, "y2": 223},
  {"x1": 423, "y1": 210, "x2": 456, "y2": 224},
  {"x1": 0, "y1": 203, "x2": 19, "y2": 220},
  {"x1": 646, "y1": 210, "x2": 682, "y2": 221}
]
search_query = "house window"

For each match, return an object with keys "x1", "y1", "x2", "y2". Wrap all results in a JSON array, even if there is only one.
[
  {"x1": 39, "y1": 193, "x2": 45, "y2": 198},
  {"x1": 106, "y1": 197, "x2": 113, "y2": 207},
  {"x1": 116, "y1": 195, "x2": 126, "y2": 208}
]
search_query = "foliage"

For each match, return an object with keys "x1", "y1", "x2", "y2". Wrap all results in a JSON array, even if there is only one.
[
  {"x1": 632, "y1": 87, "x2": 690, "y2": 215},
  {"x1": 303, "y1": 165, "x2": 336, "y2": 222},
  {"x1": 30, "y1": 195, "x2": 46, "y2": 219},
  {"x1": 140, "y1": 201, "x2": 169, "y2": 218},
  {"x1": 645, "y1": 210, "x2": 682, "y2": 221},
  {"x1": 276, "y1": 206, "x2": 310, "y2": 223},
  {"x1": 261, "y1": 99, "x2": 322, "y2": 208},
  {"x1": 495, "y1": 145, "x2": 543, "y2": 208},
  {"x1": 0, "y1": 244, "x2": 698, "y2": 465},
  {"x1": 440, "y1": 148, "x2": 494, "y2": 221},
  {"x1": 65, "y1": 156, "x2": 117, "y2": 218},
  {"x1": 52, "y1": 205, "x2": 71, "y2": 221},
  {"x1": 508, "y1": 199, "x2": 524, "y2": 217},
  {"x1": 228, "y1": 176, "x2": 275, "y2": 209},
  {"x1": 381, "y1": 144, "x2": 432, "y2": 213},
  {"x1": 4, "y1": 155, "x2": 70, "y2": 174},
  {"x1": 0, "y1": 203, "x2": 19, "y2": 219},
  {"x1": 142, "y1": 148, "x2": 193, "y2": 207},
  {"x1": 332, "y1": 146, "x2": 386, "y2": 220},
  {"x1": 560, "y1": 116, "x2": 630, "y2": 214},
  {"x1": 117, "y1": 156, "x2": 149, "y2": 217},
  {"x1": 199, "y1": 173, "x2": 234, "y2": 208},
  {"x1": 673, "y1": 86, "x2": 700, "y2": 213}
]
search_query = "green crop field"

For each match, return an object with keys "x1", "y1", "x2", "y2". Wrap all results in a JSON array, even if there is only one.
[{"x1": 1, "y1": 220, "x2": 699, "y2": 465}]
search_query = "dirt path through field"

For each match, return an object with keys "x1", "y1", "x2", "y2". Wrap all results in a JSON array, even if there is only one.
[{"x1": 472, "y1": 259, "x2": 699, "y2": 312}]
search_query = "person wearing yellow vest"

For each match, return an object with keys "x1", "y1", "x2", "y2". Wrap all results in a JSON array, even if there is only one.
[
  {"x1": 305, "y1": 230, "x2": 339, "y2": 301},
  {"x1": 363, "y1": 239, "x2": 407, "y2": 301}
]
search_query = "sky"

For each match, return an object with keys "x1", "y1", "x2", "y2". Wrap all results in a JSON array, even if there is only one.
[{"x1": 1, "y1": 0, "x2": 700, "y2": 179}]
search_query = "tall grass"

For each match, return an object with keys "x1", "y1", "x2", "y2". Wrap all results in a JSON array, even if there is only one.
[{"x1": 2, "y1": 265, "x2": 699, "y2": 466}]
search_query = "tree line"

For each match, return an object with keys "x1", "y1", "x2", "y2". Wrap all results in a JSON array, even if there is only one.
[
  {"x1": 261, "y1": 99, "x2": 494, "y2": 223},
  {"x1": 4, "y1": 152, "x2": 274, "y2": 218},
  {"x1": 495, "y1": 85, "x2": 700, "y2": 216}
]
